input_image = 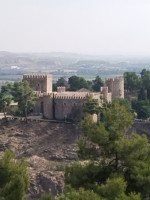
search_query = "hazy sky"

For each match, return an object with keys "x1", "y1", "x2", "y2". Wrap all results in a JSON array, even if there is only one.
[{"x1": 1, "y1": 0, "x2": 150, "y2": 55}]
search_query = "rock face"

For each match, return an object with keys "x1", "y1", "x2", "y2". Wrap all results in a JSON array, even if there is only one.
[
  {"x1": 27, "y1": 156, "x2": 65, "y2": 199},
  {"x1": 0, "y1": 120, "x2": 82, "y2": 199}
]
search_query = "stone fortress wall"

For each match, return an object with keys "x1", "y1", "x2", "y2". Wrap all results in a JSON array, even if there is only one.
[
  {"x1": 23, "y1": 74, "x2": 124, "y2": 120},
  {"x1": 54, "y1": 96, "x2": 86, "y2": 120}
]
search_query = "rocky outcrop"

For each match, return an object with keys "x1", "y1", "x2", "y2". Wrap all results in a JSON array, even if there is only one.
[{"x1": 26, "y1": 156, "x2": 65, "y2": 199}]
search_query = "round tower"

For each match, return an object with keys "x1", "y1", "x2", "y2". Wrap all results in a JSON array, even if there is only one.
[{"x1": 112, "y1": 77, "x2": 124, "y2": 100}]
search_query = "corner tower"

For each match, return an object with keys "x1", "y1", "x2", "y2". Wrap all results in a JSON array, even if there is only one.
[
  {"x1": 23, "y1": 74, "x2": 52, "y2": 93},
  {"x1": 105, "y1": 77, "x2": 124, "y2": 100}
]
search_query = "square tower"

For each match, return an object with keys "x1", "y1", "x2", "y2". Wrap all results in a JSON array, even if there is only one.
[{"x1": 23, "y1": 74, "x2": 52, "y2": 93}]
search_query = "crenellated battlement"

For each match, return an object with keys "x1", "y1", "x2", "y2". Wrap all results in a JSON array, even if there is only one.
[
  {"x1": 105, "y1": 78, "x2": 113, "y2": 82},
  {"x1": 54, "y1": 95, "x2": 88, "y2": 100},
  {"x1": 105, "y1": 77, "x2": 124, "y2": 82},
  {"x1": 23, "y1": 74, "x2": 52, "y2": 79},
  {"x1": 34, "y1": 91, "x2": 53, "y2": 98},
  {"x1": 35, "y1": 91, "x2": 88, "y2": 99}
]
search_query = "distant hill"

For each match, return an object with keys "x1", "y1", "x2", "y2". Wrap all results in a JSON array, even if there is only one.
[{"x1": 0, "y1": 51, "x2": 150, "y2": 81}]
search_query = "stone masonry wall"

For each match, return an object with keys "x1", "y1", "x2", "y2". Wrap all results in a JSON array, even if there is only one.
[
  {"x1": 54, "y1": 97, "x2": 86, "y2": 120},
  {"x1": 33, "y1": 95, "x2": 53, "y2": 119}
]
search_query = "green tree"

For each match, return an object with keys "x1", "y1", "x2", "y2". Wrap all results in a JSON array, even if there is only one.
[
  {"x1": 98, "y1": 177, "x2": 141, "y2": 200},
  {"x1": 12, "y1": 80, "x2": 37, "y2": 122},
  {"x1": 58, "y1": 178, "x2": 140, "y2": 200},
  {"x1": 57, "y1": 185, "x2": 105, "y2": 200},
  {"x1": 65, "y1": 103, "x2": 150, "y2": 199},
  {"x1": 87, "y1": 80, "x2": 93, "y2": 89},
  {"x1": 83, "y1": 95, "x2": 100, "y2": 115},
  {"x1": 0, "y1": 84, "x2": 13, "y2": 120},
  {"x1": 68, "y1": 76, "x2": 79, "y2": 91},
  {"x1": 0, "y1": 150, "x2": 29, "y2": 200},
  {"x1": 112, "y1": 98, "x2": 132, "y2": 113},
  {"x1": 92, "y1": 76, "x2": 104, "y2": 92},
  {"x1": 124, "y1": 72, "x2": 141, "y2": 91},
  {"x1": 68, "y1": 76, "x2": 90, "y2": 91},
  {"x1": 79, "y1": 77, "x2": 90, "y2": 90},
  {"x1": 140, "y1": 69, "x2": 150, "y2": 99},
  {"x1": 53, "y1": 77, "x2": 68, "y2": 92},
  {"x1": 56, "y1": 77, "x2": 67, "y2": 87},
  {"x1": 132, "y1": 100, "x2": 150, "y2": 119}
]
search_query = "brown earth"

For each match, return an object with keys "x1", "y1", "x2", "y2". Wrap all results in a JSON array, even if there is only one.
[{"x1": 0, "y1": 120, "x2": 82, "y2": 199}]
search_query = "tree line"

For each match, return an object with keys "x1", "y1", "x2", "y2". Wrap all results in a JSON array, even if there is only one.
[{"x1": 53, "y1": 75, "x2": 104, "y2": 92}]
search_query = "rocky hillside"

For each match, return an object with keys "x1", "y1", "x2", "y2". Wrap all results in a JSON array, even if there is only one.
[
  {"x1": 0, "y1": 120, "x2": 82, "y2": 199},
  {"x1": 0, "y1": 120, "x2": 150, "y2": 199}
]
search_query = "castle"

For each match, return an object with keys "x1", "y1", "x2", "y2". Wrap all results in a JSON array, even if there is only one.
[{"x1": 23, "y1": 74, "x2": 124, "y2": 121}]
